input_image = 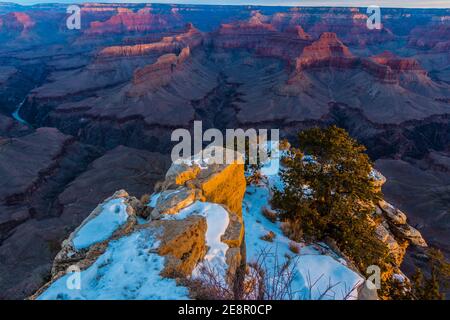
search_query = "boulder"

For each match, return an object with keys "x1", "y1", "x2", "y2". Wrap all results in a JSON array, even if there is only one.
[
  {"x1": 378, "y1": 200, "x2": 407, "y2": 225},
  {"x1": 152, "y1": 188, "x2": 196, "y2": 216},
  {"x1": 394, "y1": 225, "x2": 428, "y2": 247}
]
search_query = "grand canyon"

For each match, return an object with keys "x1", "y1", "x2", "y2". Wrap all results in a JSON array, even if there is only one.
[{"x1": 0, "y1": 2, "x2": 449, "y2": 300}]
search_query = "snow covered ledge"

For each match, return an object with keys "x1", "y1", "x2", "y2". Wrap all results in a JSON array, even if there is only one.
[
  {"x1": 31, "y1": 147, "x2": 247, "y2": 300},
  {"x1": 48, "y1": 190, "x2": 138, "y2": 277}
]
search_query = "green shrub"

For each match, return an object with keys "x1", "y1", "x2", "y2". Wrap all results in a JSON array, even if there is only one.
[{"x1": 272, "y1": 126, "x2": 389, "y2": 272}]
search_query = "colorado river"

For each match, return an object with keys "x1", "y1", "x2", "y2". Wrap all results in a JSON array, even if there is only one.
[{"x1": 12, "y1": 97, "x2": 29, "y2": 126}]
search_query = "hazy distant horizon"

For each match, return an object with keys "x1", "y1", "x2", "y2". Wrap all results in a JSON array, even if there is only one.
[{"x1": 4, "y1": 1, "x2": 450, "y2": 9}]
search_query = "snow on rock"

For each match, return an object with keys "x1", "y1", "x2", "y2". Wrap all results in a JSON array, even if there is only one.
[
  {"x1": 244, "y1": 152, "x2": 364, "y2": 300},
  {"x1": 37, "y1": 229, "x2": 189, "y2": 300},
  {"x1": 162, "y1": 201, "x2": 230, "y2": 280},
  {"x1": 244, "y1": 184, "x2": 363, "y2": 300},
  {"x1": 72, "y1": 198, "x2": 129, "y2": 250},
  {"x1": 149, "y1": 192, "x2": 161, "y2": 207}
]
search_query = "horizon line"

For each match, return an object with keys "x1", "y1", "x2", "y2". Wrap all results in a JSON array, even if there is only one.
[{"x1": 2, "y1": 1, "x2": 450, "y2": 9}]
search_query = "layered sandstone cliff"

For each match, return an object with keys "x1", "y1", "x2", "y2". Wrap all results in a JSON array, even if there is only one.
[{"x1": 98, "y1": 23, "x2": 202, "y2": 58}]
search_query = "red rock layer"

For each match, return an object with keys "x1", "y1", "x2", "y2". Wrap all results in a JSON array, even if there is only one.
[
  {"x1": 295, "y1": 32, "x2": 353, "y2": 71},
  {"x1": 0, "y1": 12, "x2": 35, "y2": 33},
  {"x1": 85, "y1": 7, "x2": 181, "y2": 35},
  {"x1": 98, "y1": 23, "x2": 202, "y2": 58},
  {"x1": 371, "y1": 51, "x2": 427, "y2": 75},
  {"x1": 213, "y1": 20, "x2": 310, "y2": 63},
  {"x1": 288, "y1": 33, "x2": 426, "y2": 84},
  {"x1": 129, "y1": 46, "x2": 191, "y2": 95}
]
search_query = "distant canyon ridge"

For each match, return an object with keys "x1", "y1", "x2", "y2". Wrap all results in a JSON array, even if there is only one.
[{"x1": 0, "y1": 3, "x2": 449, "y2": 299}]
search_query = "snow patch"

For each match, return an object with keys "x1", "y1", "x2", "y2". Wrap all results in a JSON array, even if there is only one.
[
  {"x1": 148, "y1": 192, "x2": 161, "y2": 207},
  {"x1": 72, "y1": 198, "x2": 129, "y2": 250},
  {"x1": 38, "y1": 229, "x2": 189, "y2": 300},
  {"x1": 243, "y1": 183, "x2": 363, "y2": 300}
]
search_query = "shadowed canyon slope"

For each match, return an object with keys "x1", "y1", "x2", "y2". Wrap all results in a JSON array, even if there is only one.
[{"x1": 0, "y1": 3, "x2": 449, "y2": 299}]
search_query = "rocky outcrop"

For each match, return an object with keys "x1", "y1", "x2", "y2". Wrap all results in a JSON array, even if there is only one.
[
  {"x1": 98, "y1": 23, "x2": 202, "y2": 58},
  {"x1": 371, "y1": 51, "x2": 427, "y2": 76},
  {"x1": 152, "y1": 148, "x2": 247, "y2": 281},
  {"x1": 294, "y1": 32, "x2": 353, "y2": 72},
  {"x1": 213, "y1": 18, "x2": 309, "y2": 63},
  {"x1": 129, "y1": 47, "x2": 191, "y2": 94},
  {"x1": 0, "y1": 12, "x2": 34, "y2": 35},
  {"x1": 286, "y1": 33, "x2": 430, "y2": 85},
  {"x1": 30, "y1": 188, "x2": 207, "y2": 299},
  {"x1": 85, "y1": 7, "x2": 182, "y2": 35},
  {"x1": 408, "y1": 23, "x2": 450, "y2": 52},
  {"x1": 32, "y1": 147, "x2": 246, "y2": 299},
  {"x1": 48, "y1": 190, "x2": 137, "y2": 276},
  {"x1": 370, "y1": 171, "x2": 428, "y2": 281},
  {"x1": 378, "y1": 200, "x2": 427, "y2": 247}
]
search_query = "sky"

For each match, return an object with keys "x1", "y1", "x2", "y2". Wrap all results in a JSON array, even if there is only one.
[{"x1": 5, "y1": 1, "x2": 450, "y2": 8}]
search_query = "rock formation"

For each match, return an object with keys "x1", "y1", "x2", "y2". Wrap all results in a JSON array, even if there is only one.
[
  {"x1": 98, "y1": 23, "x2": 202, "y2": 58},
  {"x1": 31, "y1": 147, "x2": 246, "y2": 299},
  {"x1": 294, "y1": 32, "x2": 353, "y2": 72},
  {"x1": 367, "y1": 170, "x2": 428, "y2": 283},
  {"x1": 85, "y1": 7, "x2": 183, "y2": 35},
  {"x1": 29, "y1": 147, "x2": 429, "y2": 300}
]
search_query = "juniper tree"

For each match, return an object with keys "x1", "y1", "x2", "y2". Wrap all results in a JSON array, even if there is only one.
[{"x1": 272, "y1": 126, "x2": 390, "y2": 272}]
